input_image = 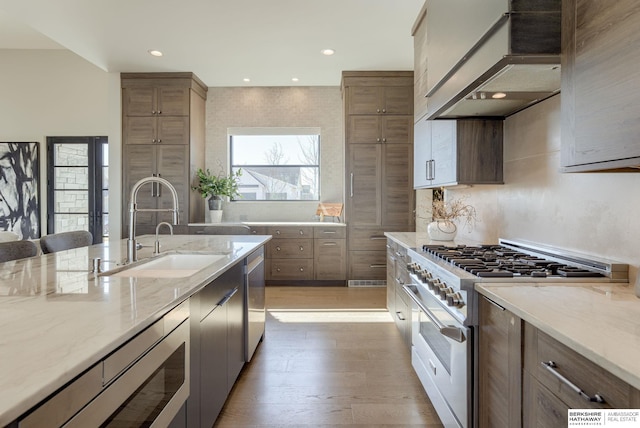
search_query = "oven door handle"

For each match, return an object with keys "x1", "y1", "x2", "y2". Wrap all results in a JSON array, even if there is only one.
[{"x1": 403, "y1": 284, "x2": 466, "y2": 343}]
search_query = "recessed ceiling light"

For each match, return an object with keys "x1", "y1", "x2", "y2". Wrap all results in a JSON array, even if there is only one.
[
  {"x1": 492, "y1": 92, "x2": 507, "y2": 99},
  {"x1": 243, "y1": 78, "x2": 251, "y2": 82},
  {"x1": 292, "y1": 77, "x2": 299, "y2": 82},
  {"x1": 148, "y1": 50, "x2": 163, "y2": 57},
  {"x1": 321, "y1": 48, "x2": 335, "y2": 56}
]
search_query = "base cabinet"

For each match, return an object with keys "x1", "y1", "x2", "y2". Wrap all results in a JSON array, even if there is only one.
[
  {"x1": 188, "y1": 262, "x2": 245, "y2": 428},
  {"x1": 250, "y1": 225, "x2": 346, "y2": 284},
  {"x1": 478, "y1": 295, "x2": 522, "y2": 428}
]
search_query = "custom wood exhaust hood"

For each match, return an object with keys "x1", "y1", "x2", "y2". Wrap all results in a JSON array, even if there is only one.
[{"x1": 420, "y1": 0, "x2": 561, "y2": 119}]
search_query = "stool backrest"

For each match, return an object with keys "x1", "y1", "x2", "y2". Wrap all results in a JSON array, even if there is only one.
[
  {"x1": 40, "y1": 231, "x2": 93, "y2": 254},
  {"x1": 0, "y1": 240, "x2": 38, "y2": 263}
]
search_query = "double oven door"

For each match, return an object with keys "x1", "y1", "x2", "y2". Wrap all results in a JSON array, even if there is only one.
[{"x1": 404, "y1": 283, "x2": 472, "y2": 428}]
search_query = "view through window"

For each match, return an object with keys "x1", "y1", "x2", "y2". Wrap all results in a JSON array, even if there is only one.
[{"x1": 230, "y1": 129, "x2": 320, "y2": 201}]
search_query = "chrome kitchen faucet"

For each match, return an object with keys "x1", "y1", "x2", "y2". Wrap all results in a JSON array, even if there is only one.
[{"x1": 127, "y1": 176, "x2": 179, "y2": 263}]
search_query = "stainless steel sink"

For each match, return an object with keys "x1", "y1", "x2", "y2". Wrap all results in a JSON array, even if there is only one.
[{"x1": 109, "y1": 254, "x2": 227, "y2": 278}]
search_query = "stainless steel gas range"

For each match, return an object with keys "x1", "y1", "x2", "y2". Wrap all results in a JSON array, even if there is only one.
[{"x1": 402, "y1": 238, "x2": 628, "y2": 428}]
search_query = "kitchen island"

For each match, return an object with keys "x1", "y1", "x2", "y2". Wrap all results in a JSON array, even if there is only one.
[{"x1": 0, "y1": 234, "x2": 270, "y2": 426}]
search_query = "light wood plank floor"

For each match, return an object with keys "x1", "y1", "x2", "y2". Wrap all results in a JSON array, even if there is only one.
[{"x1": 213, "y1": 286, "x2": 444, "y2": 427}]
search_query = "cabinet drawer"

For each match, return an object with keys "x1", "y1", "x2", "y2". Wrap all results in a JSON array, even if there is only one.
[
  {"x1": 267, "y1": 239, "x2": 313, "y2": 259},
  {"x1": 267, "y1": 226, "x2": 312, "y2": 238},
  {"x1": 270, "y1": 259, "x2": 314, "y2": 280},
  {"x1": 348, "y1": 250, "x2": 387, "y2": 280},
  {"x1": 249, "y1": 226, "x2": 268, "y2": 235},
  {"x1": 314, "y1": 226, "x2": 346, "y2": 239},
  {"x1": 348, "y1": 227, "x2": 389, "y2": 251},
  {"x1": 524, "y1": 323, "x2": 639, "y2": 409}
]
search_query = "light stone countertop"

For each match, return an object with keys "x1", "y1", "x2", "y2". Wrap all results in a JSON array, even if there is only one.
[
  {"x1": 476, "y1": 282, "x2": 640, "y2": 390},
  {"x1": 189, "y1": 221, "x2": 346, "y2": 227},
  {"x1": 385, "y1": 232, "x2": 640, "y2": 389},
  {"x1": 0, "y1": 234, "x2": 270, "y2": 426}
]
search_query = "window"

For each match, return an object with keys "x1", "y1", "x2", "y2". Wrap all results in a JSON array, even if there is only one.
[{"x1": 230, "y1": 128, "x2": 320, "y2": 201}]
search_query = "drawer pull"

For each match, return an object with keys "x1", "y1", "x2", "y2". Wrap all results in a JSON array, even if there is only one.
[
  {"x1": 299, "y1": 230, "x2": 304, "y2": 235},
  {"x1": 322, "y1": 230, "x2": 336, "y2": 234},
  {"x1": 299, "y1": 246, "x2": 304, "y2": 251},
  {"x1": 276, "y1": 230, "x2": 281, "y2": 235},
  {"x1": 299, "y1": 267, "x2": 304, "y2": 272},
  {"x1": 322, "y1": 242, "x2": 338, "y2": 246},
  {"x1": 370, "y1": 236, "x2": 386, "y2": 240},
  {"x1": 370, "y1": 264, "x2": 386, "y2": 269},
  {"x1": 276, "y1": 246, "x2": 281, "y2": 251},
  {"x1": 541, "y1": 361, "x2": 606, "y2": 403}
]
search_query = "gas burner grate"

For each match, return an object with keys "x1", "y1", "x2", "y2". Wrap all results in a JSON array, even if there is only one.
[{"x1": 421, "y1": 244, "x2": 604, "y2": 279}]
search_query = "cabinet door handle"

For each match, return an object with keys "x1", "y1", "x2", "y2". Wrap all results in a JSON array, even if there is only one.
[
  {"x1": 156, "y1": 173, "x2": 162, "y2": 197},
  {"x1": 275, "y1": 230, "x2": 281, "y2": 235},
  {"x1": 382, "y1": 108, "x2": 386, "y2": 113},
  {"x1": 350, "y1": 173, "x2": 354, "y2": 197},
  {"x1": 395, "y1": 311, "x2": 405, "y2": 321},
  {"x1": 276, "y1": 246, "x2": 281, "y2": 251},
  {"x1": 426, "y1": 160, "x2": 430, "y2": 181},
  {"x1": 382, "y1": 138, "x2": 387, "y2": 143},
  {"x1": 157, "y1": 110, "x2": 162, "y2": 115},
  {"x1": 217, "y1": 287, "x2": 239, "y2": 307},
  {"x1": 322, "y1": 242, "x2": 338, "y2": 246},
  {"x1": 377, "y1": 138, "x2": 381, "y2": 142},
  {"x1": 298, "y1": 229, "x2": 304, "y2": 235},
  {"x1": 541, "y1": 361, "x2": 606, "y2": 403},
  {"x1": 370, "y1": 235, "x2": 386, "y2": 240},
  {"x1": 299, "y1": 246, "x2": 304, "y2": 251},
  {"x1": 299, "y1": 267, "x2": 304, "y2": 272},
  {"x1": 430, "y1": 159, "x2": 436, "y2": 180}
]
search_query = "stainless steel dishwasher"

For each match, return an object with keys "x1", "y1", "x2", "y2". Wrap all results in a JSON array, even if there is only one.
[{"x1": 245, "y1": 246, "x2": 265, "y2": 361}]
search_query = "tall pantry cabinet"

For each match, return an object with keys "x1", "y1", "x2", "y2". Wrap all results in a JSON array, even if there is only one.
[
  {"x1": 121, "y1": 73, "x2": 207, "y2": 236},
  {"x1": 342, "y1": 71, "x2": 415, "y2": 283}
]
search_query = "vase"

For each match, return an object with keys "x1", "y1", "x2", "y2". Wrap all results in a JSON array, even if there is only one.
[
  {"x1": 208, "y1": 196, "x2": 223, "y2": 223},
  {"x1": 427, "y1": 219, "x2": 457, "y2": 241}
]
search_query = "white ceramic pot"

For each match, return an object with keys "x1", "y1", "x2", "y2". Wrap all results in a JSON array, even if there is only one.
[
  {"x1": 209, "y1": 210, "x2": 223, "y2": 223},
  {"x1": 427, "y1": 219, "x2": 457, "y2": 241}
]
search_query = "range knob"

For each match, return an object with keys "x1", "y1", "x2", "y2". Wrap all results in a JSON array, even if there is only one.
[
  {"x1": 439, "y1": 286, "x2": 454, "y2": 300},
  {"x1": 428, "y1": 279, "x2": 441, "y2": 291},
  {"x1": 407, "y1": 263, "x2": 415, "y2": 273},
  {"x1": 420, "y1": 271, "x2": 432, "y2": 282},
  {"x1": 446, "y1": 292, "x2": 465, "y2": 308}
]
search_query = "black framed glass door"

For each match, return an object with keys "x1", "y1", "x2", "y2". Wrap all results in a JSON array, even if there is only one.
[{"x1": 46, "y1": 137, "x2": 108, "y2": 243}]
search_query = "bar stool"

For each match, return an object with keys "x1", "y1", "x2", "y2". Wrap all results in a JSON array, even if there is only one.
[
  {"x1": 40, "y1": 230, "x2": 93, "y2": 254},
  {"x1": 0, "y1": 240, "x2": 38, "y2": 263}
]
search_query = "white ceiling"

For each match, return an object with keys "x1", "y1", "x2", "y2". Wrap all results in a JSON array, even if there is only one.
[{"x1": 0, "y1": 1, "x2": 423, "y2": 87}]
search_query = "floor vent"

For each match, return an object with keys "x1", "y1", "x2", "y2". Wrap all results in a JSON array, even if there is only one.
[{"x1": 348, "y1": 280, "x2": 386, "y2": 288}]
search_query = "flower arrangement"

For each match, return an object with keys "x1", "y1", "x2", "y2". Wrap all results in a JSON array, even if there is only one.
[
  {"x1": 431, "y1": 195, "x2": 478, "y2": 232},
  {"x1": 191, "y1": 167, "x2": 242, "y2": 200}
]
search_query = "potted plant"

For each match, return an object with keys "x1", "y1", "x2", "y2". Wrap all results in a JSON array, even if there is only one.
[
  {"x1": 191, "y1": 167, "x2": 242, "y2": 222},
  {"x1": 428, "y1": 195, "x2": 477, "y2": 241}
]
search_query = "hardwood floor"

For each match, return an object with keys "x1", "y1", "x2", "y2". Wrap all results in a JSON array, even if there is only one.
[{"x1": 213, "y1": 286, "x2": 443, "y2": 427}]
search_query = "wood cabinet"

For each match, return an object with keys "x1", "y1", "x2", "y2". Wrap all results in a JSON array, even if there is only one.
[
  {"x1": 252, "y1": 225, "x2": 346, "y2": 284},
  {"x1": 523, "y1": 322, "x2": 640, "y2": 426},
  {"x1": 561, "y1": 0, "x2": 640, "y2": 172},
  {"x1": 478, "y1": 295, "x2": 522, "y2": 428},
  {"x1": 121, "y1": 73, "x2": 207, "y2": 237},
  {"x1": 314, "y1": 226, "x2": 347, "y2": 280},
  {"x1": 386, "y1": 238, "x2": 411, "y2": 348},
  {"x1": 414, "y1": 118, "x2": 503, "y2": 189},
  {"x1": 188, "y1": 261, "x2": 245, "y2": 428},
  {"x1": 123, "y1": 145, "x2": 190, "y2": 227},
  {"x1": 342, "y1": 71, "x2": 415, "y2": 283}
]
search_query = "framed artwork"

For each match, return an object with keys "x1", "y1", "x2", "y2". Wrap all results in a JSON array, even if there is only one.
[{"x1": 0, "y1": 142, "x2": 40, "y2": 239}]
